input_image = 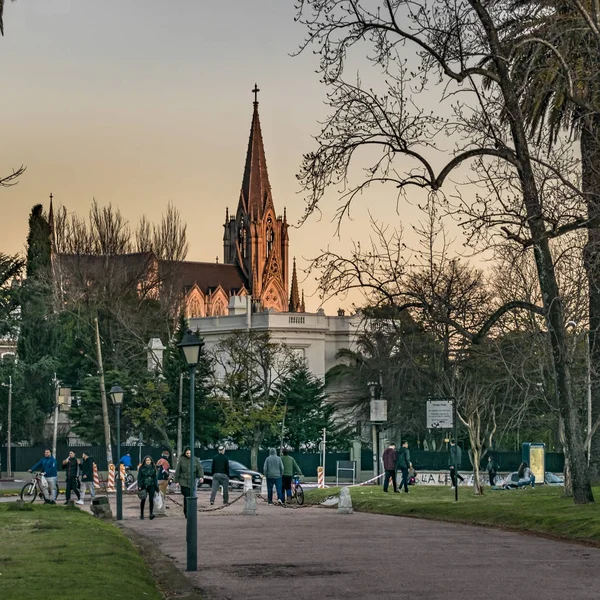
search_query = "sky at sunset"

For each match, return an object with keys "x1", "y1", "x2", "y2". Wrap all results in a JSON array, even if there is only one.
[{"x1": 0, "y1": 0, "x2": 465, "y2": 311}]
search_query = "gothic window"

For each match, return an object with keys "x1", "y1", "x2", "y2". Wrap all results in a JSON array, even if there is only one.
[
  {"x1": 189, "y1": 297, "x2": 202, "y2": 318},
  {"x1": 212, "y1": 299, "x2": 226, "y2": 316},
  {"x1": 266, "y1": 218, "x2": 274, "y2": 258}
]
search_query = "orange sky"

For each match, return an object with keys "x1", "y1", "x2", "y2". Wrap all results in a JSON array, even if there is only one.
[{"x1": 0, "y1": 0, "x2": 473, "y2": 312}]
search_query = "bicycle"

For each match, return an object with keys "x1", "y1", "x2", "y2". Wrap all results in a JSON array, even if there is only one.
[
  {"x1": 20, "y1": 472, "x2": 52, "y2": 504},
  {"x1": 290, "y1": 474, "x2": 304, "y2": 505}
]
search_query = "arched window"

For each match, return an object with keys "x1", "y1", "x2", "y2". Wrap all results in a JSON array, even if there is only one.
[
  {"x1": 238, "y1": 217, "x2": 247, "y2": 259},
  {"x1": 266, "y1": 218, "x2": 274, "y2": 258}
]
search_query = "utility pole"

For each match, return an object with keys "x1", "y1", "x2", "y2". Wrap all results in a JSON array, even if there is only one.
[
  {"x1": 176, "y1": 372, "x2": 183, "y2": 459},
  {"x1": 6, "y1": 375, "x2": 12, "y2": 478},
  {"x1": 95, "y1": 317, "x2": 113, "y2": 464},
  {"x1": 52, "y1": 375, "x2": 59, "y2": 458}
]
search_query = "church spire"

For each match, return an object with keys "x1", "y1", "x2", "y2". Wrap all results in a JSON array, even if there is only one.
[
  {"x1": 289, "y1": 258, "x2": 301, "y2": 312},
  {"x1": 48, "y1": 192, "x2": 55, "y2": 252},
  {"x1": 240, "y1": 83, "x2": 272, "y2": 220}
]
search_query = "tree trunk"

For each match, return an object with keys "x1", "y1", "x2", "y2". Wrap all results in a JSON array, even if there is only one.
[
  {"x1": 581, "y1": 117, "x2": 600, "y2": 482},
  {"x1": 94, "y1": 317, "x2": 113, "y2": 465},
  {"x1": 472, "y1": 452, "x2": 484, "y2": 495},
  {"x1": 475, "y1": 0, "x2": 595, "y2": 504},
  {"x1": 559, "y1": 416, "x2": 573, "y2": 496}
]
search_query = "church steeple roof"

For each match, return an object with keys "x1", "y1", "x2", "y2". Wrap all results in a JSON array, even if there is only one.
[
  {"x1": 289, "y1": 258, "x2": 301, "y2": 312},
  {"x1": 240, "y1": 84, "x2": 272, "y2": 220}
]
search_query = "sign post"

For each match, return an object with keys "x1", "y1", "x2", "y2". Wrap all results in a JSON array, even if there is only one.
[{"x1": 427, "y1": 397, "x2": 458, "y2": 501}]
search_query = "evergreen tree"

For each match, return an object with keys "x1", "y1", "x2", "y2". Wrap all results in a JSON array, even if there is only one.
[
  {"x1": 275, "y1": 365, "x2": 352, "y2": 451},
  {"x1": 17, "y1": 205, "x2": 58, "y2": 440}
]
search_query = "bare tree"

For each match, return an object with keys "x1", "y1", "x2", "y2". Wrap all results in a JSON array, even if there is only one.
[
  {"x1": 294, "y1": 0, "x2": 594, "y2": 503},
  {"x1": 0, "y1": 165, "x2": 25, "y2": 187},
  {"x1": 211, "y1": 331, "x2": 300, "y2": 470}
]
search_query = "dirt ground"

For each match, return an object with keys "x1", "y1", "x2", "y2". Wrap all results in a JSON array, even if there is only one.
[{"x1": 99, "y1": 489, "x2": 600, "y2": 600}]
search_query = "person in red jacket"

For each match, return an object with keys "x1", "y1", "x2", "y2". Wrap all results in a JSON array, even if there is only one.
[{"x1": 382, "y1": 443, "x2": 398, "y2": 493}]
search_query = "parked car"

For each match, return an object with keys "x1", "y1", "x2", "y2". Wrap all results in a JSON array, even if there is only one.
[{"x1": 199, "y1": 459, "x2": 262, "y2": 488}]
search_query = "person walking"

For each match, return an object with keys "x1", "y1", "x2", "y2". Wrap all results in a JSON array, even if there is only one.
[
  {"x1": 448, "y1": 439, "x2": 464, "y2": 489},
  {"x1": 62, "y1": 450, "x2": 82, "y2": 505},
  {"x1": 281, "y1": 448, "x2": 303, "y2": 504},
  {"x1": 263, "y1": 448, "x2": 284, "y2": 504},
  {"x1": 156, "y1": 450, "x2": 171, "y2": 506},
  {"x1": 79, "y1": 452, "x2": 96, "y2": 504},
  {"x1": 138, "y1": 455, "x2": 159, "y2": 519},
  {"x1": 210, "y1": 446, "x2": 230, "y2": 506},
  {"x1": 173, "y1": 446, "x2": 204, "y2": 518},
  {"x1": 486, "y1": 455, "x2": 499, "y2": 486},
  {"x1": 29, "y1": 448, "x2": 58, "y2": 504},
  {"x1": 382, "y1": 442, "x2": 398, "y2": 493},
  {"x1": 396, "y1": 441, "x2": 411, "y2": 493}
]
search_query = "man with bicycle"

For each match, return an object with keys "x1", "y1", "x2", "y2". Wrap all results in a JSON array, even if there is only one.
[
  {"x1": 281, "y1": 448, "x2": 303, "y2": 504},
  {"x1": 29, "y1": 448, "x2": 58, "y2": 504}
]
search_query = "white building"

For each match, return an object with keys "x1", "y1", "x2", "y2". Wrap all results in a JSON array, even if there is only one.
[{"x1": 189, "y1": 296, "x2": 362, "y2": 382}]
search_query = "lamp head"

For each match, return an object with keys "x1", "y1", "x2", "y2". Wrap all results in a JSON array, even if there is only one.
[
  {"x1": 109, "y1": 384, "x2": 125, "y2": 406},
  {"x1": 177, "y1": 329, "x2": 205, "y2": 368}
]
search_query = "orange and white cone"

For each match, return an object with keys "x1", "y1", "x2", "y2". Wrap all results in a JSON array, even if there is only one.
[
  {"x1": 120, "y1": 463, "x2": 126, "y2": 490},
  {"x1": 93, "y1": 462, "x2": 101, "y2": 489},
  {"x1": 317, "y1": 466, "x2": 325, "y2": 489},
  {"x1": 107, "y1": 464, "x2": 116, "y2": 492}
]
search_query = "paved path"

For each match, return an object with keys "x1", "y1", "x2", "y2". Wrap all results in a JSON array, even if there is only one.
[{"x1": 113, "y1": 491, "x2": 600, "y2": 600}]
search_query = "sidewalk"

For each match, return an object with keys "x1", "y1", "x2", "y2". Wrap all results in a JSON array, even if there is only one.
[{"x1": 112, "y1": 489, "x2": 600, "y2": 600}]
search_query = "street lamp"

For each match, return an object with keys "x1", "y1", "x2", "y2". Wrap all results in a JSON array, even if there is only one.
[
  {"x1": 177, "y1": 329, "x2": 204, "y2": 572},
  {"x1": 109, "y1": 384, "x2": 125, "y2": 521}
]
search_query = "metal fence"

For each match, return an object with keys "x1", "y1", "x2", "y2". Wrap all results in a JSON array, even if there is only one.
[
  {"x1": 1, "y1": 445, "x2": 564, "y2": 475},
  {"x1": 360, "y1": 448, "x2": 564, "y2": 473}
]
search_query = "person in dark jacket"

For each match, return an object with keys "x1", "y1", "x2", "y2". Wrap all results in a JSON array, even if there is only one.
[
  {"x1": 138, "y1": 455, "x2": 159, "y2": 520},
  {"x1": 396, "y1": 441, "x2": 411, "y2": 493},
  {"x1": 62, "y1": 450, "x2": 82, "y2": 505},
  {"x1": 486, "y1": 455, "x2": 499, "y2": 486},
  {"x1": 448, "y1": 440, "x2": 464, "y2": 488},
  {"x1": 281, "y1": 448, "x2": 303, "y2": 504},
  {"x1": 263, "y1": 448, "x2": 284, "y2": 504},
  {"x1": 29, "y1": 448, "x2": 58, "y2": 503},
  {"x1": 210, "y1": 446, "x2": 230, "y2": 506},
  {"x1": 173, "y1": 447, "x2": 204, "y2": 518},
  {"x1": 382, "y1": 443, "x2": 398, "y2": 493},
  {"x1": 80, "y1": 452, "x2": 96, "y2": 504}
]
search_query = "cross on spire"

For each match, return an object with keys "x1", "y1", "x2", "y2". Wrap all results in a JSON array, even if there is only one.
[
  {"x1": 252, "y1": 83, "x2": 260, "y2": 104},
  {"x1": 49, "y1": 192, "x2": 53, "y2": 202}
]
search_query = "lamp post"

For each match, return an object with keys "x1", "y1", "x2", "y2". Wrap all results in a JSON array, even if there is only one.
[
  {"x1": 177, "y1": 329, "x2": 204, "y2": 572},
  {"x1": 1, "y1": 376, "x2": 12, "y2": 478},
  {"x1": 109, "y1": 384, "x2": 125, "y2": 521}
]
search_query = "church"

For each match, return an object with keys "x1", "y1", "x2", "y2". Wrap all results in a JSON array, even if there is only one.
[{"x1": 52, "y1": 87, "x2": 304, "y2": 319}]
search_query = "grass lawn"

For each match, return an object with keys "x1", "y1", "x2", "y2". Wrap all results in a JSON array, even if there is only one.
[
  {"x1": 0, "y1": 488, "x2": 19, "y2": 496},
  {"x1": 306, "y1": 484, "x2": 600, "y2": 546},
  {"x1": 0, "y1": 503, "x2": 164, "y2": 600}
]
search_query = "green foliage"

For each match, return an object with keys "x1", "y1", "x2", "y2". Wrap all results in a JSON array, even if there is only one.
[
  {"x1": 14, "y1": 205, "x2": 57, "y2": 442},
  {"x1": 213, "y1": 330, "x2": 300, "y2": 467},
  {"x1": 273, "y1": 365, "x2": 352, "y2": 451}
]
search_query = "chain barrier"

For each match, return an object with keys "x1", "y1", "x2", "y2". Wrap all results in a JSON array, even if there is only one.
[
  {"x1": 165, "y1": 491, "x2": 245, "y2": 513},
  {"x1": 255, "y1": 492, "x2": 338, "y2": 510}
]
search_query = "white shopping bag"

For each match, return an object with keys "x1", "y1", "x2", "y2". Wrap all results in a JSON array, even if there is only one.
[{"x1": 154, "y1": 491, "x2": 163, "y2": 510}]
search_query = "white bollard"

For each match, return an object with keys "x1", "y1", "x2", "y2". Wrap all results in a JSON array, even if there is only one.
[
  {"x1": 243, "y1": 488, "x2": 257, "y2": 515},
  {"x1": 243, "y1": 474, "x2": 252, "y2": 492},
  {"x1": 260, "y1": 476, "x2": 267, "y2": 497},
  {"x1": 338, "y1": 486, "x2": 353, "y2": 514}
]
